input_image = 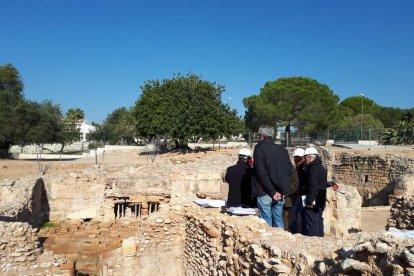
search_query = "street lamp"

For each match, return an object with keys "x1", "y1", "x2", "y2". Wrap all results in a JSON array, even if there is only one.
[{"x1": 358, "y1": 93, "x2": 364, "y2": 140}]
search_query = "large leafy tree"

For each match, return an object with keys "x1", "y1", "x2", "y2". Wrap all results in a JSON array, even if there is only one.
[
  {"x1": 338, "y1": 114, "x2": 384, "y2": 130},
  {"x1": 101, "y1": 107, "x2": 136, "y2": 145},
  {"x1": 0, "y1": 64, "x2": 26, "y2": 153},
  {"x1": 338, "y1": 96, "x2": 379, "y2": 118},
  {"x1": 337, "y1": 96, "x2": 384, "y2": 132},
  {"x1": 243, "y1": 77, "x2": 340, "y2": 132},
  {"x1": 0, "y1": 64, "x2": 79, "y2": 156},
  {"x1": 132, "y1": 73, "x2": 243, "y2": 147}
]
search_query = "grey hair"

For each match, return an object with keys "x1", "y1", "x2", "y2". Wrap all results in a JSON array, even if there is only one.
[{"x1": 258, "y1": 126, "x2": 274, "y2": 138}]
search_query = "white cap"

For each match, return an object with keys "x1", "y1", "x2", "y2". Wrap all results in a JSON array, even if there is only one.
[
  {"x1": 293, "y1": 148, "x2": 305, "y2": 157},
  {"x1": 238, "y1": 148, "x2": 252, "y2": 157},
  {"x1": 304, "y1": 147, "x2": 318, "y2": 155}
]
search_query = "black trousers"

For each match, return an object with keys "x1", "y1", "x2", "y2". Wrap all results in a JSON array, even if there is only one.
[{"x1": 301, "y1": 207, "x2": 324, "y2": 237}]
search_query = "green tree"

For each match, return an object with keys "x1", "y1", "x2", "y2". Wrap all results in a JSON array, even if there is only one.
[
  {"x1": 132, "y1": 73, "x2": 242, "y2": 147},
  {"x1": 0, "y1": 64, "x2": 79, "y2": 157},
  {"x1": 338, "y1": 114, "x2": 384, "y2": 130},
  {"x1": 102, "y1": 107, "x2": 136, "y2": 145},
  {"x1": 243, "y1": 77, "x2": 340, "y2": 133},
  {"x1": 0, "y1": 64, "x2": 26, "y2": 154},
  {"x1": 338, "y1": 96, "x2": 379, "y2": 118},
  {"x1": 376, "y1": 106, "x2": 406, "y2": 128}
]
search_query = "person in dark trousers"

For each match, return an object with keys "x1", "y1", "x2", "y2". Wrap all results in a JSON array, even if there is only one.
[
  {"x1": 301, "y1": 147, "x2": 327, "y2": 237},
  {"x1": 225, "y1": 148, "x2": 254, "y2": 207},
  {"x1": 253, "y1": 126, "x2": 292, "y2": 228},
  {"x1": 283, "y1": 165, "x2": 299, "y2": 231},
  {"x1": 289, "y1": 148, "x2": 307, "y2": 233}
]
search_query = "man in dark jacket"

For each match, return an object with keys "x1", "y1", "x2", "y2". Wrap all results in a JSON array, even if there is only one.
[
  {"x1": 302, "y1": 147, "x2": 327, "y2": 237},
  {"x1": 253, "y1": 126, "x2": 292, "y2": 228},
  {"x1": 225, "y1": 148, "x2": 254, "y2": 207}
]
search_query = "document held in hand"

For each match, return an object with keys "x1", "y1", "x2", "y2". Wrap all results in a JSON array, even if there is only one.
[{"x1": 301, "y1": 195, "x2": 315, "y2": 207}]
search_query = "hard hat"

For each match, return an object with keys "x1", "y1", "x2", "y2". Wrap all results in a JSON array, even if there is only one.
[
  {"x1": 293, "y1": 148, "x2": 305, "y2": 157},
  {"x1": 238, "y1": 148, "x2": 252, "y2": 157},
  {"x1": 304, "y1": 147, "x2": 318, "y2": 155}
]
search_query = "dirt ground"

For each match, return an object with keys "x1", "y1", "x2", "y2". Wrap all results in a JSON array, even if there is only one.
[{"x1": 0, "y1": 146, "x2": 398, "y2": 232}]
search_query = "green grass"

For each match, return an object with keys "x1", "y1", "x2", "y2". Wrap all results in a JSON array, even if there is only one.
[{"x1": 41, "y1": 221, "x2": 56, "y2": 229}]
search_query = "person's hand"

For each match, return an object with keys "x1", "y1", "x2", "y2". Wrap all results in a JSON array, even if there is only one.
[{"x1": 273, "y1": 192, "x2": 282, "y2": 201}]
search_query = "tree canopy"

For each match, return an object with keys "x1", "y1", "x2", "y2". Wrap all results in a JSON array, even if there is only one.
[
  {"x1": 132, "y1": 73, "x2": 243, "y2": 146},
  {"x1": 338, "y1": 95, "x2": 379, "y2": 118},
  {"x1": 0, "y1": 64, "x2": 80, "y2": 155},
  {"x1": 100, "y1": 107, "x2": 136, "y2": 145},
  {"x1": 1, "y1": 64, "x2": 26, "y2": 152},
  {"x1": 243, "y1": 77, "x2": 340, "y2": 132}
]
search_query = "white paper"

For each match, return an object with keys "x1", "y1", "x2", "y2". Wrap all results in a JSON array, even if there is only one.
[
  {"x1": 301, "y1": 195, "x2": 315, "y2": 207},
  {"x1": 227, "y1": 207, "x2": 256, "y2": 215},
  {"x1": 384, "y1": 230, "x2": 414, "y2": 239},
  {"x1": 193, "y1": 199, "x2": 226, "y2": 208}
]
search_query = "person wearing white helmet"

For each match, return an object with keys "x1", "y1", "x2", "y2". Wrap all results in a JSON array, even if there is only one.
[
  {"x1": 302, "y1": 147, "x2": 327, "y2": 237},
  {"x1": 224, "y1": 148, "x2": 254, "y2": 207},
  {"x1": 289, "y1": 147, "x2": 307, "y2": 234},
  {"x1": 252, "y1": 125, "x2": 292, "y2": 229}
]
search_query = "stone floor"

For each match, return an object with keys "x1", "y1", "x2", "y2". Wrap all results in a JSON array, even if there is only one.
[{"x1": 39, "y1": 220, "x2": 140, "y2": 275}]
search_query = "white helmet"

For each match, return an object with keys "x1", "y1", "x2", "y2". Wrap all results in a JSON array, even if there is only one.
[
  {"x1": 304, "y1": 147, "x2": 318, "y2": 155},
  {"x1": 238, "y1": 148, "x2": 252, "y2": 157},
  {"x1": 293, "y1": 148, "x2": 305, "y2": 157}
]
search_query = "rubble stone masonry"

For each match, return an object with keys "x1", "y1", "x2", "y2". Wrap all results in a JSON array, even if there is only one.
[
  {"x1": 0, "y1": 222, "x2": 42, "y2": 273},
  {"x1": 332, "y1": 153, "x2": 414, "y2": 206},
  {"x1": 387, "y1": 196, "x2": 414, "y2": 230},
  {"x1": 183, "y1": 207, "x2": 414, "y2": 275}
]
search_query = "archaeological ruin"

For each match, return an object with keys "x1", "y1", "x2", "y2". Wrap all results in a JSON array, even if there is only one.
[{"x1": 1, "y1": 145, "x2": 414, "y2": 275}]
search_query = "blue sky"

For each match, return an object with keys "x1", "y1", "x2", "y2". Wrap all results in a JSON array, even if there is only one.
[{"x1": 1, "y1": 0, "x2": 413, "y2": 123}]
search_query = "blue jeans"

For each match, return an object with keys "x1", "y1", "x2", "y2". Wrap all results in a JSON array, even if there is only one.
[
  {"x1": 290, "y1": 197, "x2": 303, "y2": 234},
  {"x1": 257, "y1": 194, "x2": 285, "y2": 228}
]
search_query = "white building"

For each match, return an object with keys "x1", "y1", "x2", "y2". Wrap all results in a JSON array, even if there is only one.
[{"x1": 76, "y1": 120, "x2": 96, "y2": 141}]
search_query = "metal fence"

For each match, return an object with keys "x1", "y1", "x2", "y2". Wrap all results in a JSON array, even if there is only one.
[{"x1": 243, "y1": 129, "x2": 384, "y2": 147}]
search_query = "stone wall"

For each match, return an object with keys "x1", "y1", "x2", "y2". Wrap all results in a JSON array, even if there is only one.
[
  {"x1": 332, "y1": 153, "x2": 414, "y2": 206},
  {"x1": 100, "y1": 205, "x2": 187, "y2": 276},
  {"x1": 0, "y1": 221, "x2": 42, "y2": 273},
  {"x1": 183, "y1": 207, "x2": 414, "y2": 275},
  {"x1": 324, "y1": 184, "x2": 362, "y2": 236},
  {"x1": 387, "y1": 196, "x2": 414, "y2": 230},
  {"x1": 43, "y1": 154, "x2": 234, "y2": 221},
  {"x1": 0, "y1": 178, "x2": 49, "y2": 228}
]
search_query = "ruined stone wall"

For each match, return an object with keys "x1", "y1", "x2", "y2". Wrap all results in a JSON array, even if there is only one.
[
  {"x1": 183, "y1": 208, "x2": 414, "y2": 275},
  {"x1": 100, "y1": 205, "x2": 187, "y2": 276},
  {"x1": 43, "y1": 154, "x2": 234, "y2": 221},
  {"x1": 0, "y1": 178, "x2": 49, "y2": 227},
  {"x1": 332, "y1": 153, "x2": 414, "y2": 206},
  {"x1": 387, "y1": 196, "x2": 414, "y2": 230},
  {"x1": 0, "y1": 221, "x2": 42, "y2": 273},
  {"x1": 324, "y1": 184, "x2": 362, "y2": 236},
  {"x1": 43, "y1": 169, "x2": 107, "y2": 221}
]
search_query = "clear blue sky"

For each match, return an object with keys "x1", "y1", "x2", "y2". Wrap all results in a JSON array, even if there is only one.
[{"x1": 1, "y1": 0, "x2": 413, "y2": 123}]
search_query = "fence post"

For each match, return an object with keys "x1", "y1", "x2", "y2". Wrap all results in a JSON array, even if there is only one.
[{"x1": 369, "y1": 129, "x2": 371, "y2": 150}]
